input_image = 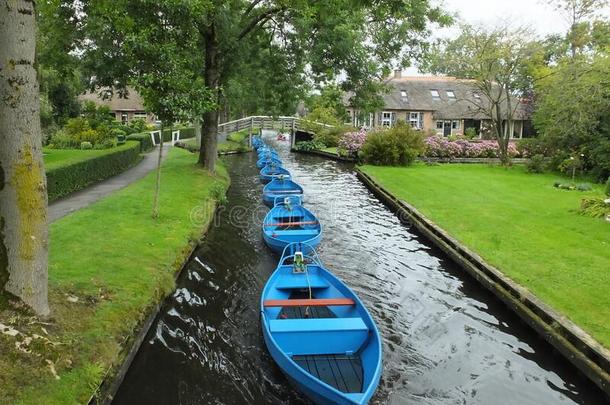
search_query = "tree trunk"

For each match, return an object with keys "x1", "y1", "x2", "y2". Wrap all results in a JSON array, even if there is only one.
[
  {"x1": 194, "y1": 117, "x2": 202, "y2": 146},
  {"x1": 152, "y1": 124, "x2": 165, "y2": 219},
  {"x1": 0, "y1": 0, "x2": 50, "y2": 316},
  {"x1": 198, "y1": 25, "x2": 220, "y2": 172}
]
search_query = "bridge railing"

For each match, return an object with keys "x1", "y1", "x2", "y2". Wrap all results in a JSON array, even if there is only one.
[{"x1": 217, "y1": 115, "x2": 333, "y2": 135}]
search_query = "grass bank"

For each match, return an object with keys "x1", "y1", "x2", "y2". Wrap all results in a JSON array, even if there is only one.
[
  {"x1": 360, "y1": 163, "x2": 610, "y2": 348},
  {"x1": 0, "y1": 148, "x2": 229, "y2": 404},
  {"x1": 180, "y1": 129, "x2": 250, "y2": 154}
]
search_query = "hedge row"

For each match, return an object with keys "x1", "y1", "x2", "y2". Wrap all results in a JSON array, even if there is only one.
[
  {"x1": 46, "y1": 141, "x2": 142, "y2": 202},
  {"x1": 126, "y1": 127, "x2": 195, "y2": 153}
]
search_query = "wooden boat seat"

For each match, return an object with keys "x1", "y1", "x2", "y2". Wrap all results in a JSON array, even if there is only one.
[
  {"x1": 264, "y1": 298, "x2": 354, "y2": 307},
  {"x1": 263, "y1": 221, "x2": 317, "y2": 227},
  {"x1": 269, "y1": 318, "x2": 368, "y2": 355},
  {"x1": 274, "y1": 274, "x2": 329, "y2": 290},
  {"x1": 271, "y1": 229, "x2": 319, "y2": 236}
]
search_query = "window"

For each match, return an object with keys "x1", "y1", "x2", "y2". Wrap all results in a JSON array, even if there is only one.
[
  {"x1": 382, "y1": 111, "x2": 392, "y2": 127},
  {"x1": 446, "y1": 90, "x2": 456, "y2": 99},
  {"x1": 430, "y1": 89, "x2": 440, "y2": 100},
  {"x1": 452, "y1": 120, "x2": 461, "y2": 129},
  {"x1": 345, "y1": 110, "x2": 353, "y2": 124},
  {"x1": 133, "y1": 112, "x2": 148, "y2": 120},
  {"x1": 473, "y1": 92, "x2": 481, "y2": 99},
  {"x1": 409, "y1": 112, "x2": 422, "y2": 129},
  {"x1": 436, "y1": 121, "x2": 443, "y2": 129},
  {"x1": 400, "y1": 90, "x2": 408, "y2": 101}
]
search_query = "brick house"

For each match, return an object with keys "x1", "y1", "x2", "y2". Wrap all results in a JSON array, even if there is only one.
[{"x1": 344, "y1": 71, "x2": 534, "y2": 138}]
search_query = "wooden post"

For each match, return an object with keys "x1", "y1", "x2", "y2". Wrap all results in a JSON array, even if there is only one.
[{"x1": 291, "y1": 118, "x2": 297, "y2": 148}]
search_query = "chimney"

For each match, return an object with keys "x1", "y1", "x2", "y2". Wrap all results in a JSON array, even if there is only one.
[{"x1": 393, "y1": 69, "x2": 402, "y2": 79}]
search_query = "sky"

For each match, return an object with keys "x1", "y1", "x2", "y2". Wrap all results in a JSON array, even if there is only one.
[{"x1": 404, "y1": 0, "x2": 610, "y2": 74}]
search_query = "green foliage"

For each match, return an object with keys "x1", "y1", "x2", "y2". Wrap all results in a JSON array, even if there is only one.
[
  {"x1": 209, "y1": 182, "x2": 228, "y2": 205},
  {"x1": 464, "y1": 127, "x2": 477, "y2": 139},
  {"x1": 526, "y1": 154, "x2": 546, "y2": 173},
  {"x1": 361, "y1": 122, "x2": 425, "y2": 166},
  {"x1": 580, "y1": 198, "x2": 610, "y2": 218},
  {"x1": 46, "y1": 142, "x2": 141, "y2": 202},
  {"x1": 126, "y1": 132, "x2": 154, "y2": 152},
  {"x1": 517, "y1": 138, "x2": 551, "y2": 157},
  {"x1": 577, "y1": 183, "x2": 593, "y2": 191},
  {"x1": 606, "y1": 177, "x2": 610, "y2": 196},
  {"x1": 128, "y1": 118, "x2": 148, "y2": 133},
  {"x1": 294, "y1": 140, "x2": 326, "y2": 152},
  {"x1": 313, "y1": 125, "x2": 355, "y2": 148},
  {"x1": 80, "y1": 142, "x2": 92, "y2": 150},
  {"x1": 533, "y1": 52, "x2": 610, "y2": 180},
  {"x1": 306, "y1": 85, "x2": 349, "y2": 122}
]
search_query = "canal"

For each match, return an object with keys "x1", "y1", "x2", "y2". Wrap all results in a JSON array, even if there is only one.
[{"x1": 113, "y1": 132, "x2": 606, "y2": 404}]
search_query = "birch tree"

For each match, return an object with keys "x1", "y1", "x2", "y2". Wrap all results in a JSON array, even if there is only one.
[{"x1": 0, "y1": 0, "x2": 50, "y2": 316}]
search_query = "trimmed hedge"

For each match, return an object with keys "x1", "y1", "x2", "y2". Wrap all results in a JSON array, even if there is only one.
[
  {"x1": 46, "y1": 141, "x2": 142, "y2": 202},
  {"x1": 126, "y1": 132, "x2": 154, "y2": 152}
]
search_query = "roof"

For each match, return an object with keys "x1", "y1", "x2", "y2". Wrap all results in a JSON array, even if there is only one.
[
  {"x1": 346, "y1": 76, "x2": 530, "y2": 120},
  {"x1": 78, "y1": 86, "x2": 147, "y2": 112}
]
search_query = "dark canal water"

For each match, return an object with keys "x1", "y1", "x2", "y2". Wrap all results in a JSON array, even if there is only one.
[{"x1": 114, "y1": 132, "x2": 607, "y2": 404}]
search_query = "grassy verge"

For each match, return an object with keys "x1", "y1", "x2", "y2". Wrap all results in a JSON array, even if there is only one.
[
  {"x1": 0, "y1": 148, "x2": 229, "y2": 404},
  {"x1": 360, "y1": 163, "x2": 610, "y2": 347},
  {"x1": 43, "y1": 146, "x2": 126, "y2": 169},
  {"x1": 180, "y1": 129, "x2": 251, "y2": 154}
]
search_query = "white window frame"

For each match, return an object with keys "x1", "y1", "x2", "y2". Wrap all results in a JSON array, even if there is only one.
[
  {"x1": 430, "y1": 89, "x2": 440, "y2": 100},
  {"x1": 452, "y1": 120, "x2": 460, "y2": 130},
  {"x1": 409, "y1": 112, "x2": 422, "y2": 129},
  {"x1": 381, "y1": 111, "x2": 392, "y2": 127},
  {"x1": 446, "y1": 90, "x2": 456, "y2": 99}
]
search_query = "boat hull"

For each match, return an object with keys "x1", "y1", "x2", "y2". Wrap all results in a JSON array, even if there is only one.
[{"x1": 262, "y1": 229, "x2": 321, "y2": 254}]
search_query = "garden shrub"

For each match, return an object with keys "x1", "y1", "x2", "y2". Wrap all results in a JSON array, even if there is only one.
[
  {"x1": 126, "y1": 132, "x2": 154, "y2": 152},
  {"x1": 464, "y1": 127, "x2": 477, "y2": 139},
  {"x1": 361, "y1": 122, "x2": 425, "y2": 166},
  {"x1": 580, "y1": 198, "x2": 610, "y2": 218},
  {"x1": 46, "y1": 141, "x2": 141, "y2": 201},
  {"x1": 314, "y1": 125, "x2": 355, "y2": 148},
  {"x1": 80, "y1": 141, "x2": 93, "y2": 150},
  {"x1": 576, "y1": 183, "x2": 592, "y2": 191},
  {"x1": 517, "y1": 138, "x2": 550, "y2": 157},
  {"x1": 526, "y1": 154, "x2": 546, "y2": 173},
  {"x1": 128, "y1": 118, "x2": 148, "y2": 133},
  {"x1": 605, "y1": 177, "x2": 610, "y2": 196},
  {"x1": 338, "y1": 129, "x2": 367, "y2": 156},
  {"x1": 294, "y1": 140, "x2": 325, "y2": 151},
  {"x1": 424, "y1": 137, "x2": 519, "y2": 159}
]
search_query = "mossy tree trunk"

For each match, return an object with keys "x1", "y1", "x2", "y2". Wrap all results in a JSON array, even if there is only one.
[
  {"x1": 198, "y1": 25, "x2": 219, "y2": 173},
  {"x1": 0, "y1": 0, "x2": 50, "y2": 316}
]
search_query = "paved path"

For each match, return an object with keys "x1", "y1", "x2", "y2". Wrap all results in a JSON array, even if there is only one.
[{"x1": 49, "y1": 145, "x2": 171, "y2": 223}]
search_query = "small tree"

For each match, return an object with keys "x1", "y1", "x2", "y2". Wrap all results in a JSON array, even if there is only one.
[{"x1": 423, "y1": 24, "x2": 536, "y2": 164}]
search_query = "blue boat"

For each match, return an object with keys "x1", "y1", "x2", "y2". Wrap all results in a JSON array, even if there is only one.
[
  {"x1": 261, "y1": 243, "x2": 382, "y2": 404},
  {"x1": 262, "y1": 197, "x2": 321, "y2": 253},
  {"x1": 260, "y1": 164, "x2": 291, "y2": 184},
  {"x1": 262, "y1": 176, "x2": 304, "y2": 207},
  {"x1": 257, "y1": 156, "x2": 283, "y2": 169},
  {"x1": 252, "y1": 136, "x2": 263, "y2": 149},
  {"x1": 258, "y1": 150, "x2": 279, "y2": 160}
]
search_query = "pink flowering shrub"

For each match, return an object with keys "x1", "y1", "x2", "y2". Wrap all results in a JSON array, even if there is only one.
[
  {"x1": 424, "y1": 137, "x2": 519, "y2": 159},
  {"x1": 338, "y1": 129, "x2": 368, "y2": 156}
]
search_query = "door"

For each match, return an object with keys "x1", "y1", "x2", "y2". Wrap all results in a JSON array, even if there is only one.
[{"x1": 443, "y1": 120, "x2": 451, "y2": 136}]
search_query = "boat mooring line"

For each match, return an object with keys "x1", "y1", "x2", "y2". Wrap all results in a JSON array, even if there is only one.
[{"x1": 354, "y1": 167, "x2": 610, "y2": 396}]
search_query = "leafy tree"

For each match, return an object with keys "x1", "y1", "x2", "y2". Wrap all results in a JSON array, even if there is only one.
[
  {"x1": 75, "y1": 0, "x2": 451, "y2": 172},
  {"x1": 533, "y1": 55, "x2": 610, "y2": 180},
  {"x1": 0, "y1": 0, "x2": 50, "y2": 315},
  {"x1": 306, "y1": 84, "x2": 349, "y2": 122},
  {"x1": 423, "y1": 24, "x2": 537, "y2": 163}
]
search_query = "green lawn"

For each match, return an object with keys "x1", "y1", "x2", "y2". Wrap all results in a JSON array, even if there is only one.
[
  {"x1": 0, "y1": 148, "x2": 228, "y2": 404},
  {"x1": 43, "y1": 147, "x2": 120, "y2": 169},
  {"x1": 321, "y1": 147, "x2": 338, "y2": 155},
  {"x1": 361, "y1": 163, "x2": 610, "y2": 348}
]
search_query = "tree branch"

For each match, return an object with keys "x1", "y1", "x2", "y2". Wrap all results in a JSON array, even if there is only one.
[{"x1": 237, "y1": 6, "x2": 284, "y2": 41}]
